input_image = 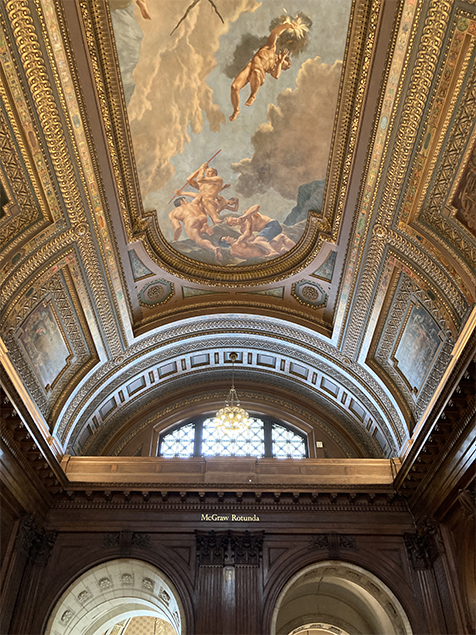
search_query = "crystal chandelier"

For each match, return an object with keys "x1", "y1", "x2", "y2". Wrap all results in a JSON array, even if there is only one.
[{"x1": 213, "y1": 353, "x2": 251, "y2": 434}]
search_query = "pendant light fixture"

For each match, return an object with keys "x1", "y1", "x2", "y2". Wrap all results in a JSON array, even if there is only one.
[{"x1": 213, "y1": 352, "x2": 251, "y2": 434}]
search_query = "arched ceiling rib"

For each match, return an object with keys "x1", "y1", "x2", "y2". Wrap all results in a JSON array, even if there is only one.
[{"x1": 59, "y1": 315, "x2": 406, "y2": 459}]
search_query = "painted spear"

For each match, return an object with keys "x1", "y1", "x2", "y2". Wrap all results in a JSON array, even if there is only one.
[{"x1": 168, "y1": 149, "x2": 222, "y2": 204}]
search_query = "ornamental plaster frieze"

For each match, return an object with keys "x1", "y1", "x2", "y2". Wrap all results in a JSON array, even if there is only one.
[
  {"x1": 0, "y1": 108, "x2": 49, "y2": 260},
  {"x1": 56, "y1": 318, "x2": 405, "y2": 447},
  {"x1": 57, "y1": 315, "x2": 407, "y2": 444},
  {"x1": 72, "y1": 335, "x2": 394, "y2": 440},
  {"x1": 2, "y1": 269, "x2": 97, "y2": 423},
  {"x1": 1, "y1": 1, "x2": 84, "y2": 224},
  {"x1": 0, "y1": 19, "x2": 67, "y2": 266},
  {"x1": 0, "y1": 231, "x2": 125, "y2": 363},
  {"x1": 334, "y1": 0, "x2": 443, "y2": 347},
  {"x1": 63, "y1": 340, "x2": 397, "y2": 458},
  {"x1": 410, "y1": 27, "x2": 476, "y2": 273},
  {"x1": 1, "y1": 0, "x2": 131, "y2": 355},
  {"x1": 370, "y1": 274, "x2": 455, "y2": 425}
]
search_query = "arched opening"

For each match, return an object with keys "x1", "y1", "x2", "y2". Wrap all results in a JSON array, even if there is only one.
[
  {"x1": 44, "y1": 559, "x2": 185, "y2": 635},
  {"x1": 158, "y1": 414, "x2": 308, "y2": 458},
  {"x1": 271, "y1": 561, "x2": 412, "y2": 635}
]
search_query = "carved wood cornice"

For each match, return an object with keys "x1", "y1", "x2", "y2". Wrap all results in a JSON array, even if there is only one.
[{"x1": 52, "y1": 489, "x2": 408, "y2": 513}]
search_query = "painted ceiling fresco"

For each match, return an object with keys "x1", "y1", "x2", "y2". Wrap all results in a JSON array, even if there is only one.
[{"x1": 110, "y1": 0, "x2": 351, "y2": 265}]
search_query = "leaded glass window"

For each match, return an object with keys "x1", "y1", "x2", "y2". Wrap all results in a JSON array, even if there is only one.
[
  {"x1": 272, "y1": 422, "x2": 306, "y2": 458},
  {"x1": 202, "y1": 417, "x2": 265, "y2": 457},
  {"x1": 158, "y1": 416, "x2": 307, "y2": 458},
  {"x1": 160, "y1": 422, "x2": 195, "y2": 457}
]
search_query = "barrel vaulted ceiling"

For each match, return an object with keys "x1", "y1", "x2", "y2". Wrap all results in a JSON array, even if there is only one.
[{"x1": 0, "y1": 0, "x2": 475, "y2": 463}]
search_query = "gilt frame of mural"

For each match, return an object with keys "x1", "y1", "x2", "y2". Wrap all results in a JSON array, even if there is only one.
[{"x1": 79, "y1": 0, "x2": 379, "y2": 285}]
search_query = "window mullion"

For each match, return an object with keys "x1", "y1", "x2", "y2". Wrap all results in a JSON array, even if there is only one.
[
  {"x1": 195, "y1": 419, "x2": 203, "y2": 457},
  {"x1": 264, "y1": 420, "x2": 273, "y2": 458}
]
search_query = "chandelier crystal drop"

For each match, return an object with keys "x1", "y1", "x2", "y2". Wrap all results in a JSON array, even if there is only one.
[{"x1": 213, "y1": 352, "x2": 251, "y2": 434}]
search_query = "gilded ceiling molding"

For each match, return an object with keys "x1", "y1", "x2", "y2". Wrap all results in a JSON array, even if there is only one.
[
  {"x1": 144, "y1": 212, "x2": 328, "y2": 287},
  {"x1": 334, "y1": 0, "x2": 423, "y2": 346},
  {"x1": 0, "y1": 109, "x2": 45, "y2": 254},
  {"x1": 1, "y1": 226, "x2": 122, "y2": 367},
  {"x1": 341, "y1": 224, "x2": 470, "y2": 361},
  {"x1": 316, "y1": 0, "x2": 382, "y2": 243},
  {"x1": 368, "y1": 273, "x2": 455, "y2": 428},
  {"x1": 3, "y1": 0, "x2": 82, "y2": 225},
  {"x1": 418, "y1": 65, "x2": 476, "y2": 271},
  {"x1": 77, "y1": 0, "x2": 142, "y2": 243},
  {"x1": 0, "y1": 110, "x2": 44, "y2": 257},
  {"x1": 385, "y1": 228, "x2": 469, "y2": 321},
  {"x1": 57, "y1": 323, "x2": 405, "y2": 449},
  {"x1": 0, "y1": 18, "x2": 64, "y2": 256},
  {"x1": 2, "y1": 0, "x2": 126, "y2": 357},
  {"x1": 73, "y1": 351, "x2": 386, "y2": 457},
  {"x1": 37, "y1": 0, "x2": 133, "y2": 348},
  {"x1": 2, "y1": 239, "x2": 108, "y2": 367},
  {"x1": 1, "y1": 227, "x2": 77, "y2": 313},
  {"x1": 2, "y1": 261, "x2": 98, "y2": 425},
  {"x1": 404, "y1": 15, "x2": 476, "y2": 226},
  {"x1": 134, "y1": 297, "x2": 332, "y2": 336},
  {"x1": 78, "y1": 0, "x2": 376, "y2": 287},
  {"x1": 400, "y1": 223, "x2": 474, "y2": 308},
  {"x1": 375, "y1": 0, "x2": 453, "y2": 224},
  {"x1": 66, "y1": 357, "x2": 387, "y2": 458}
]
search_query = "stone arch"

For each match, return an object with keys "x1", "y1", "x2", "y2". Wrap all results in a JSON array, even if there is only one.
[
  {"x1": 44, "y1": 558, "x2": 185, "y2": 635},
  {"x1": 270, "y1": 561, "x2": 413, "y2": 635}
]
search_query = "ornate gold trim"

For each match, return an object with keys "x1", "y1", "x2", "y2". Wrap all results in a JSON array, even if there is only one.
[
  {"x1": 335, "y1": 0, "x2": 424, "y2": 351},
  {"x1": 133, "y1": 298, "x2": 332, "y2": 335},
  {"x1": 37, "y1": 0, "x2": 133, "y2": 350},
  {"x1": 2, "y1": 252, "x2": 99, "y2": 428}
]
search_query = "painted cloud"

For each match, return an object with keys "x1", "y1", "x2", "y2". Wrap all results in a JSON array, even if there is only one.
[
  {"x1": 231, "y1": 57, "x2": 343, "y2": 200},
  {"x1": 126, "y1": 0, "x2": 259, "y2": 196}
]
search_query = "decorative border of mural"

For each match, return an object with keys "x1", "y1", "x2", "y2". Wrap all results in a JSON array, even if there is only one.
[{"x1": 1, "y1": 0, "x2": 131, "y2": 360}]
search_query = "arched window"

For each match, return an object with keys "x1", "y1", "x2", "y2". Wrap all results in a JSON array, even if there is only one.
[{"x1": 158, "y1": 415, "x2": 307, "y2": 459}]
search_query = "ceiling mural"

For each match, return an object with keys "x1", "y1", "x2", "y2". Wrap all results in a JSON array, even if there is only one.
[
  {"x1": 109, "y1": 0, "x2": 351, "y2": 266},
  {"x1": 0, "y1": 0, "x2": 475, "y2": 471}
]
